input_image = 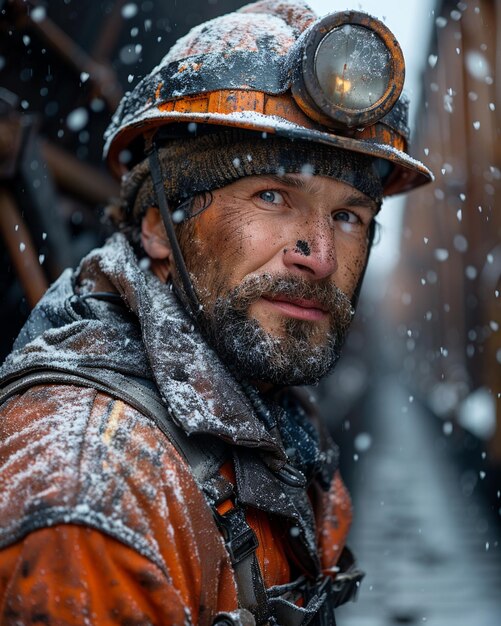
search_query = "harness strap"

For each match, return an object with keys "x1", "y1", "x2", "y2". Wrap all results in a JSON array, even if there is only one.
[
  {"x1": 0, "y1": 367, "x2": 227, "y2": 482},
  {"x1": 0, "y1": 368, "x2": 273, "y2": 623},
  {"x1": 204, "y1": 474, "x2": 274, "y2": 626}
]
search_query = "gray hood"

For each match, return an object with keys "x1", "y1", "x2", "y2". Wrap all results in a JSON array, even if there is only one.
[{"x1": 1, "y1": 233, "x2": 286, "y2": 464}]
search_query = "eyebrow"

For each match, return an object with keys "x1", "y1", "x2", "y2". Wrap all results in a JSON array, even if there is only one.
[
  {"x1": 267, "y1": 174, "x2": 310, "y2": 190},
  {"x1": 265, "y1": 174, "x2": 380, "y2": 214},
  {"x1": 344, "y1": 195, "x2": 381, "y2": 214}
]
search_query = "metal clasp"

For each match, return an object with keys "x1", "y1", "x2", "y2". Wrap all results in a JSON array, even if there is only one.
[
  {"x1": 274, "y1": 462, "x2": 307, "y2": 488},
  {"x1": 215, "y1": 506, "x2": 259, "y2": 564}
]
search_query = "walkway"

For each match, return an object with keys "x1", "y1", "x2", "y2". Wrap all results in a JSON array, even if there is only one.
[{"x1": 335, "y1": 377, "x2": 501, "y2": 626}]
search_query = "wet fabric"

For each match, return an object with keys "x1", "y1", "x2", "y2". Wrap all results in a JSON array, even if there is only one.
[{"x1": 273, "y1": 393, "x2": 324, "y2": 481}]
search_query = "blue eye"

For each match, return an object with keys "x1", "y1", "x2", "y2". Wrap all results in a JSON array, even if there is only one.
[
  {"x1": 333, "y1": 210, "x2": 360, "y2": 224},
  {"x1": 259, "y1": 190, "x2": 284, "y2": 204}
]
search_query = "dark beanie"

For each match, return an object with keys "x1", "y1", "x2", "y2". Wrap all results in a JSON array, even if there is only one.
[{"x1": 121, "y1": 129, "x2": 384, "y2": 220}]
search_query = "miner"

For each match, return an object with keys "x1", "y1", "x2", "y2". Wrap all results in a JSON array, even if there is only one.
[{"x1": 0, "y1": 1, "x2": 431, "y2": 624}]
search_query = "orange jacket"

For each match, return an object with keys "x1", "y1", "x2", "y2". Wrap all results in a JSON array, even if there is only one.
[{"x1": 0, "y1": 384, "x2": 352, "y2": 625}]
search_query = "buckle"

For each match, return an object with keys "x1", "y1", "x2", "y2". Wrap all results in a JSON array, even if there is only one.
[
  {"x1": 215, "y1": 506, "x2": 259, "y2": 564},
  {"x1": 273, "y1": 462, "x2": 307, "y2": 488},
  {"x1": 330, "y1": 569, "x2": 365, "y2": 607}
]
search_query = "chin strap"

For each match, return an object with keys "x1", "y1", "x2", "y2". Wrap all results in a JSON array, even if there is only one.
[
  {"x1": 350, "y1": 216, "x2": 378, "y2": 309},
  {"x1": 147, "y1": 140, "x2": 203, "y2": 326},
  {"x1": 146, "y1": 140, "x2": 276, "y2": 431}
]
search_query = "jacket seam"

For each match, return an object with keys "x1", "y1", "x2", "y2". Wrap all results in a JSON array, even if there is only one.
[
  {"x1": 0, "y1": 535, "x2": 24, "y2": 620},
  {"x1": 74, "y1": 386, "x2": 99, "y2": 498},
  {"x1": 0, "y1": 507, "x2": 170, "y2": 579}
]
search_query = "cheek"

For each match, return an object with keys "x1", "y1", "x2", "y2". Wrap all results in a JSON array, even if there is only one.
[
  {"x1": 336, "y1": 240, "x2": 369, "y2": 293},
  {"x1": 196, "y1": 203, "x2": 279, "y2": 275}
]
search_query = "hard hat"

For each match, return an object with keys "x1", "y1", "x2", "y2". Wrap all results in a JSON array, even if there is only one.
[{"x1": 104, "y1": 0, "x2": 433, "y2": 196}]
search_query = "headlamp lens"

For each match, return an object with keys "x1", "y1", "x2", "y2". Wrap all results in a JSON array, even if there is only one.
[{"x1": 314, "y1": 24, "x2": 392, "y2": 112}]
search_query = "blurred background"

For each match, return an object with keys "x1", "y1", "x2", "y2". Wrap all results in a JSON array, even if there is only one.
[{"x1": 0, "y1": 0, "x2": 500, "y2": 624}]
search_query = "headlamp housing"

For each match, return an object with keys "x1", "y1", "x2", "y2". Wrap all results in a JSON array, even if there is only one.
[{"x1": 291, "y1": 11, "x2": 405, "y2": 129}]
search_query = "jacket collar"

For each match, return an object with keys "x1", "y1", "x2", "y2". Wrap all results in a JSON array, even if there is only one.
[{"x1": 2, "y1": 234, "x2": 287, "y2": 465}]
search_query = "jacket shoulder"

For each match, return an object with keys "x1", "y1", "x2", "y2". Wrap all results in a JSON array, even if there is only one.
[{"x1": 0, "y1": 384, "x2": 224, "y2": 578}]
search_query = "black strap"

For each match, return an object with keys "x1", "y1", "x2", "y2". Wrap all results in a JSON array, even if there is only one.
[
  {"x1": 147, "y1": 143, "x2": 203, "y2": 326},
  {"x1": 0, "y1": 367, "x2": 224, "y2": 483},
  {"x1": 203, "y1": 473, "x2": 273, "y2": 625}
]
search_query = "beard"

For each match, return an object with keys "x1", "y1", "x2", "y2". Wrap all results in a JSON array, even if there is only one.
[{"x1": 194, "y1": 272, "x2": 355, "y2": 386}]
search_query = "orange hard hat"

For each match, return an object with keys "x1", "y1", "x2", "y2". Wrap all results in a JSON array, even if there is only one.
[{"x1": 104, "y1": 0, "x2": 433, "y2": 196}]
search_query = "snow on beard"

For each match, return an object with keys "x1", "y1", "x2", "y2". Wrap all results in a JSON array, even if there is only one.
[{"x1": 198, "y1": 273, "x2": 355, "y2": 386}]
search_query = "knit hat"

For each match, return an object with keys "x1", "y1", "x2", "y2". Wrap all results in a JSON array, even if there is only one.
[{"x1": 121, "y1": 128, "x2": 385, "y2": 221}]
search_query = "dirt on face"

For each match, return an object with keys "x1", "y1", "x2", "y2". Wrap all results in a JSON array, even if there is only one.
[{"x1": 174, "y1": 174, "x2": 373, "y2": 385}]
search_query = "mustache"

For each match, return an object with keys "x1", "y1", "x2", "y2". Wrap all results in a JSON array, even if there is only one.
[{"x1": 218, "y1": 273, "x2": 355, "y2": 326}]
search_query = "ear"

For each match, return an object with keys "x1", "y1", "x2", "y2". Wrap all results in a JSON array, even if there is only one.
[
  {"x1": 141, "y1": 206, "x2": 171, "y2": 260},
  {"x1": 141, "y1": 206, "x2": 172, "y2": 281}
]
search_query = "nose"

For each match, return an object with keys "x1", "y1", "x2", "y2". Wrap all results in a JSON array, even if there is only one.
[{"x1": 282, "y1": 228, "x2": 338, "y2": 280}]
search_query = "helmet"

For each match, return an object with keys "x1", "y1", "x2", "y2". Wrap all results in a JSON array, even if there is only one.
[{"x1": 104, "y1": 0, "x2": 433, "y2": 196}]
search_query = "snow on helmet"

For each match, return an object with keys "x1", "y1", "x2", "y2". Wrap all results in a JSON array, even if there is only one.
[{"x1": 104, "y1": 0, "x2": 433, "y2": 196}]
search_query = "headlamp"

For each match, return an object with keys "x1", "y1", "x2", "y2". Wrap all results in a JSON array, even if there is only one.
[{"x1": 291, "y1": 11, "x2": 405, "y2": 129}]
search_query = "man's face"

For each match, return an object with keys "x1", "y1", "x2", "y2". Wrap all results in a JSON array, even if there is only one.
[{"x1": 177, "y1": 172, "x2": 378, "y2": 386}]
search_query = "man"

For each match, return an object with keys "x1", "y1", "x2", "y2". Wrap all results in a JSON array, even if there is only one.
[{"x1": 0, "y1": 1, "x2": 432, "y2": 624}]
